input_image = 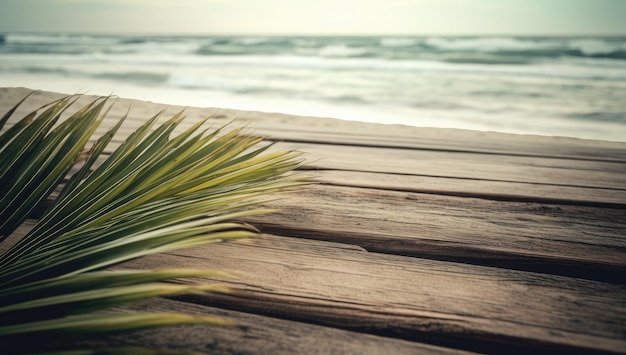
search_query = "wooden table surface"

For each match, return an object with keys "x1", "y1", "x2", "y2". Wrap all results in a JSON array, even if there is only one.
[{"x1": 2, "y1": 88, "x2": 626, "y2": 354}]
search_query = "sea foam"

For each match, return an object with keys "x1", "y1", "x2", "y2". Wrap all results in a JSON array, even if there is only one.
[{"x1": 1, "y1": 33, "x2": 625, "y2": 141}]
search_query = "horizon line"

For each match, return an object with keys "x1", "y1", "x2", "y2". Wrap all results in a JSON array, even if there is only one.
[{"x1": 2, "y1": 31, "x2": 626, "y2": 38}]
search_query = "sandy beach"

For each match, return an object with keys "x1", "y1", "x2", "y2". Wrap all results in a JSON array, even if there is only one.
[{"x1": 2, "y1": 86, "x2": 626, "y2": 354}]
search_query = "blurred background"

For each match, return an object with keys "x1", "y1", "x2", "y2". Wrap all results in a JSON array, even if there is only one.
[{"x1": 1, "y1": 0, "x2": 625, "y2": 141}]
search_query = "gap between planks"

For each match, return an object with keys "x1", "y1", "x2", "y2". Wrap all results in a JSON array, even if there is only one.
[
  {"x1": 119, "y1": 234, "x2": 626, "y2": 355},
  {"x1": 89, "y1": 297, "x2": 480, "y2": 355},
  {"x1": 239, "y1": 184, "x2": 626, "y2": 284}
]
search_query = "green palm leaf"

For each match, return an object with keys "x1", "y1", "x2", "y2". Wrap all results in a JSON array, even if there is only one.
[
  {"x1": 0, "y1": 93, "x2": 306, "y2": 353},
  {"x1": 2, "y1": 312, "x2": 234, "y2": 354}
]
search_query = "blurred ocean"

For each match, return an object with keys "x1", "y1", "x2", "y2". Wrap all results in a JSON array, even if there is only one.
[{"x1": 1, "y1": 33, "x2": 625, "y2": 141}]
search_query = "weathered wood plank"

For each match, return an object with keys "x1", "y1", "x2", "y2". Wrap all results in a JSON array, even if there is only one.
[
  {"x1": 91, "y1": 298, "x2": 479, "y2": 354},
  {"x1": 86, "y1": 125, "x2": 626, "y2": 207},
  {"x1": 259, "y1": 131, "x2": 626, "y2": 164},
  {"x1": 4, "y1": 222, "x2": 625, "y2": 353},
  {"x1": 3, "y1": 87, "x2": 626, "y2": 355},
  {"x1": 242, "y1": 184, "x2": 626, "y2": 283},
  {"x1": 85, "y1": 139, "x2": 626, "y2": 204},
  {"x1": 51, "y1": 147, "x2": 626, "y2": 216},
  {"x1": 18, "y1": 154, "x2": 626, "y2": 285},
  {"x1": 20, "y1": 177, "x2": 626, "y2": 283},
  {"x1": 119, "y1": 235, "x2": 626, "y2": 354},
  {"x1": 4, "y1": 87, "x2": 625, "y2": 199},
  {"x1": 311, "y1": 169, "x2": 626, "y2": 207},
  {"x1": 43, "y1": 134, "x2": 626, "y2": 210},
  {"x1": 279, "y1": 142, "x2": 626, "y2": 191},
  {"x1": 0, "y1": 224, "x2": 477, "y2": 354}
]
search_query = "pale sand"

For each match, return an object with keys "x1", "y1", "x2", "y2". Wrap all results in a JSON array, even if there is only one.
[{"x1": 1, "y1": 87, "x2": 625, "y2": 160}]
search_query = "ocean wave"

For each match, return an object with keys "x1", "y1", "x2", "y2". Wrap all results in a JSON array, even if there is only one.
[
  {"x1": 4, "y1": 33, "x2": 117, "y2": 46},
  {"x1": 379, "y1": 37, "x2": 421, "y2": 47},
  {"x1": 92, "y1": 71, "x2": 169, "y2": 84},
  {"x1": 11, "y1": 66, "x2": 72, "y2": 76},
  {"x1": 422, "y1": 36, "x2": 626, "y2": 60},
  {"x1": 3, "y1": 34, "x2": 626, "y2": 64},
  {"x1": 166, "y1": 71, "x2": 312, "y2": 98},
  {"x1": 584, "y1": 50, "x2": 626, "y2": 60},
  {"x1": 196, "y1": 44, "x2": 252, "y2": 56},
  {"x1": 424, "y1": 37, "x2": 545, "y2": 51},
  {"x1": 108, "y1": 41, "x2": 200, "y2": 55},
  {"x1": 568, "y1": 111, "x2": 626, "y2": 123},
  {"x1": 232, "y1": 37, "x2": 272, "y2": 46},
  {"x1": 3, "y1": 46, "x2": 625, "y2": 82},
  {"x1": 3, "y1": 32, "x2": 625, "y2": 141},
  {"x1": 317, "y1": 44, "x2": 372, "y2": 58},
  {"x1": 568, "y1": 38, "x2": 626, "y2": 55},
  {"x1": 184, "y1": 55, "x2": 626, "y2": 81},
  {"x1": 442, "y1": 55, "x2": 534, "y2": 65},
  {"x1": 1, "y1": 62, "x2": 169, "y2": 86}
]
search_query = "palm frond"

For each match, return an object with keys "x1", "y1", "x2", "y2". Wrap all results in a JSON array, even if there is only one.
[
  {"x1": 1, "y1": 312, "x2": 233, "y2": 354},
  {"x1": 0, "y1": 95, "x2": 106, "y2": 240},
  {"x1": 0, "y1": 93, "x2": 306, "y2": 353}
]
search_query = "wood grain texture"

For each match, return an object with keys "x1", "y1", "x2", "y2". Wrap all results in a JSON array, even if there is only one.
[
  {"x1": 119, "y1": 235, "x2": 626, "y2": 354},
  {"x1": 278, "y1": 142, "x2": 626, "y2": 190},
  {"x1": 312, "y1": 169, "x2": 626, "y2": 207},
  {"x1": 2, "y1": 87, "x2": 626, "y2": 354},
  {"x1": 240, "y1": 184, "x2": 626, "y2": 283},
  {"x1": 90, "y1": 298, "x2": 480, "y2": 355}
]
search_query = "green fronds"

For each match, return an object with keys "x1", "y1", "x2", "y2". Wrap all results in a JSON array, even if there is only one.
[
  {"x1": 0, "y1": 93, "x2": 306, "y2": 353},
  {"x1": 1, "y1": 312, "x2": 234, "y2": 354}
]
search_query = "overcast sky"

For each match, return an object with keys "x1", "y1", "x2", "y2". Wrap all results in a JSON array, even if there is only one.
[{"x1": 1, "y1": 0, "x2": 625, "y2": 35}]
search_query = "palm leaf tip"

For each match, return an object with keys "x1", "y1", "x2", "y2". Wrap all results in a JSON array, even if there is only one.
[{"x1": 0, "y1": 93, "x2": 308, "y2": 352}]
